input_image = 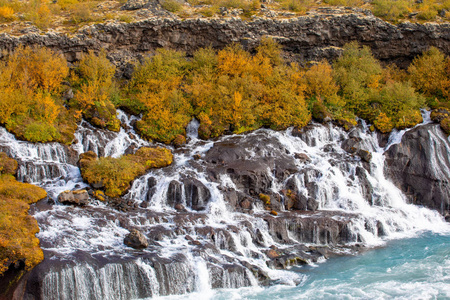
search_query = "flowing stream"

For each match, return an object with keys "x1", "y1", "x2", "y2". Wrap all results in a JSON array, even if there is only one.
[{"x1": 0, "y1": 110, "x2": 449, "y2": 299}]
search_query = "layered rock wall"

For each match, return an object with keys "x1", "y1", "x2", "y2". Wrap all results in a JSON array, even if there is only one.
[{"x1": 1, "y1": 9, "x2": 450, "y2": 68}]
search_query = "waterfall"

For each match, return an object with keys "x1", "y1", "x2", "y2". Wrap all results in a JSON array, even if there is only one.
[{"x1": 1, "y1": 110, "x2": 449, "y2": 299}]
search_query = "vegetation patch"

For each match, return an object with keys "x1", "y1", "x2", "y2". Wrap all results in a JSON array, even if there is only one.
[
  {"x1": 80, "y1": 147, "x2": 173, "y2": 197},
  {"x1": 0, "y1": 46, "x2": 80, "y2": 144},
  {"x1": 3, "y1": 41, "x2": 450, "y2": 144},
  {"x1": 0, "y1": 153, "x2": 46, "y2": 276}
]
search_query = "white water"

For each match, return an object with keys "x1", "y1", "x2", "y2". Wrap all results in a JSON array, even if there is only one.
[{"x1": 1, "y1": 110, "x2": 449, "y2": 299}]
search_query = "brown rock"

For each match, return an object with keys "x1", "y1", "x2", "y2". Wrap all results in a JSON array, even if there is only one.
[
  {"x1": 294, "y1": 153, "x2": 311, "y2": 163},
  {"x1": 124, "y1": 229, "x2": 148, "y2": 249},
  {"x1": 58, "y1": 190, "x2": 89, "y2": 206},
  {"x1": 266, "y1": 249, "x2": 279, "y2": 259},
  {"x1": 240, "y1": 198, "x2": 253, "y2": 209}
]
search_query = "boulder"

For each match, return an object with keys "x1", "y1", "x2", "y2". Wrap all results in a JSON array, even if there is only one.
[
  {"x1": 124, "y1": 229, "x2": 149, "y2": 249},
  {"x1": 385, "y1": 124, "x2": 450, "y2": 214},
  {"x1": 167, "y1": 180, "x2": 183, "y2": 207},
  {"x1": 183, "y1": 178, "x2": 211, "y2": 211},
  {"x1": 58, "y1": 190, "x2": 89, "y2": 206}
]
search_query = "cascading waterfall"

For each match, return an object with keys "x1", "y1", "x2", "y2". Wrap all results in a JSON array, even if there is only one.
[{"x1": 1, "y1": 110, "x2": 449, "y2": 299}]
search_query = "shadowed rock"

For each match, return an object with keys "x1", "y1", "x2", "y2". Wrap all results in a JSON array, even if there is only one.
[{"x1": 385, "y1": 124, "x2": 450, "y2": 215}]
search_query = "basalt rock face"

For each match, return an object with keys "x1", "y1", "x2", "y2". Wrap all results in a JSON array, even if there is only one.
[
  {"x1": 1, "y1": 9, "x2": 450, "y2": 68},
  {"x1": 385, "y1": 124, "x2": 450, "y2": 215}
]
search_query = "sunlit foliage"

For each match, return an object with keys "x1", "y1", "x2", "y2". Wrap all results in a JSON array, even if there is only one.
[
  {"x1": 0, "y1": 46, "x2": 79, "y2": 144},
  {"x1": 80, "y1": 147, "x2": 173, "y2": 197},
  {"x1": 71, "y1": 50, "x2": 120, "y2": 132},
  {"x1": 0, "y1": 154, "x2": 46, "y2": 276}
]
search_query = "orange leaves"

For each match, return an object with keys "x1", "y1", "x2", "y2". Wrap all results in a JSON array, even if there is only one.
[
  {"x1": 0, "y1": 46, "x2": 77, "y2": 143},
  {"x1": 2, "y1": 46, "x2": 68, "y2": 94},
  {"x1": 217, "y1": 44, "x2": 252, "y2": 77},
  {"x1": 304, "y1": 60, "x2": 338, "y2": 100}
]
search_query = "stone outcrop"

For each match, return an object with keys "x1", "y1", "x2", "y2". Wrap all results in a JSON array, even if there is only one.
[
  {"x1": 1, "y1": 8, "x2": 450, "y2": 70},
  {"x1": 58, "y1": 190, "x2": 90, "y2": 206},
  {"x1": 385, "y1": 124, "x2": 450, "y2": 215},
  {"x1": 124, "y1": 229, "x2": 149, "y2": 249}
]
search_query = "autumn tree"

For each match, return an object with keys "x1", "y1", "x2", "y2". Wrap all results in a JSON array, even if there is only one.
[
  {"x1": 0, "y1": 46, "x2": 77, "y2": 143},
  {"x1": 408, "y1": 47, "x2": 450, "y2": 102},
  {"x1": 334, "y1": 42, "x2": 383, "y2": 120},
  {"x1": 127, "y1": 49, "x2": 192, "y2": 143},
  {"x1": 72, "y1": 50, "x2": 120, "y2": 132}
]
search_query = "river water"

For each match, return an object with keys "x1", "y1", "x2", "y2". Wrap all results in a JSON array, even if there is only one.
[{"x1": 163, "y1": 231, "x2": 450, "y2": 300}]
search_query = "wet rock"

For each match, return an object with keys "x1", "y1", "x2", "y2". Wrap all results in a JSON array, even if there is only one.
[
  {"x1": 356, "y1": 166, "x2": 373, "y2": 204},
  {"x1": 264, "y1": 211, "x2": 354, "y2": 245},
  {"x1": 167, "y1": 180, "x2": 182, "y2": 207},
  {"x1": 342, "y1": 137, "x2": 372, "y2": 162},
  {"x1": 183, "y1": 178, "x2": 211, "y2": 211},
  {"x1": 124, "y1": 229, "x2": 149, "y2": 249},
  {"x1": 357, "y1": 149, "x2": 372, "y2": 163},
  {"x1": 294, "y1": 152, "x2": 311, "y2": 163},
  {"x1": 174, "y1": 203, "x2": 186, "y2": 211},
  {"x1": 146, "y1": 177, "x2": 158, "y2": 201},
  {"x1": 239, "y1": 198, "x2": 253, "y2": 210},
  {"x1": 385, "y1": 124, "x2": 450, "y2": 214},
  {"x1": 222, "y1": 188, "x2": 239, "y2": 208},
  {"x1": 58, "y1": 190, "x2": 89, "y2": 206},
  {"x1": 266, "y1": 249, "x2": 279, "y2": 259}
]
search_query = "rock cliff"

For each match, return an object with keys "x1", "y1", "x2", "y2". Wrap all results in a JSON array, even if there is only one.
[
  {"x1": 1, "y1": 8, "x2": 450, "y2": 68},
  {"x1": 385, "y1": 124, "x2": 450, "y2": 216}
]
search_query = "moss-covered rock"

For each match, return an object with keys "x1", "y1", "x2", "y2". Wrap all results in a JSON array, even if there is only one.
[
  {"x1": 0, "y1": 153, "x2": 18, "y2": 176},
  {"x1": 0, "y1": 154, "x2": 47, "y2": 276},
  {"x1": 312, "y1": 101, "x2": 332, "y2": 123},
  {"x1": 80, "y1": 147, "x2": 173, "y2": 197},
  {"x1": 172, "y1": 134, "x2": 186, "y2": 148},
  {"x1": 440, "y1": 116, "x2": 450, "y2": 135},
  {"x1": 431, "y1": 108, "x2": 450, "y2": 123}
]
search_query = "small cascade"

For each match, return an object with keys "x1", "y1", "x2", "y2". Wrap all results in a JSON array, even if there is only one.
[
  {"x1": 0, "y1": 127, "x2": 85, "y2": 199},
  {"x1": 1, "y1": 109, "x2": 449, "y2": 299},
  {"x1": 186, "y1": 118, "x2": 200, "y2": 140},
  {"x1": 73, "y1": 110, "x2": 149, "y2": 158}
]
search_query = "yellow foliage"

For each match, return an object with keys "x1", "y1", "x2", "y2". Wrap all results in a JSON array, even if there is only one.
[
  {"x1": 0, "y1": 173, "x2": 46, "y2": 276},
  {"x1": 409, "y1": 47, "x2": 449, "y2": 99},
  {"x1": 374, "y1": 112, "x2": 394, "y2": 133},
  {"x1": 80, "y1": 147, "x2": 173, "y2": 197},
  {"x1": 0, "y1": 46, "x2": 77, "y2": 143},
  {"x1": 72, "y1": 50, "x2": 120, "y2": 132},
  {"x1": 304, "y1": 60, "x2": 339, "y2": 100},
  {"x1": 0, "y1": 6, "x2": 15, "y2": 21},
  {"x1": 1, "y1": 45, "x2": 68, "y2": 93},
  {"x1": 217, "y1": 44, "x2": 252, "y2": 77}
]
